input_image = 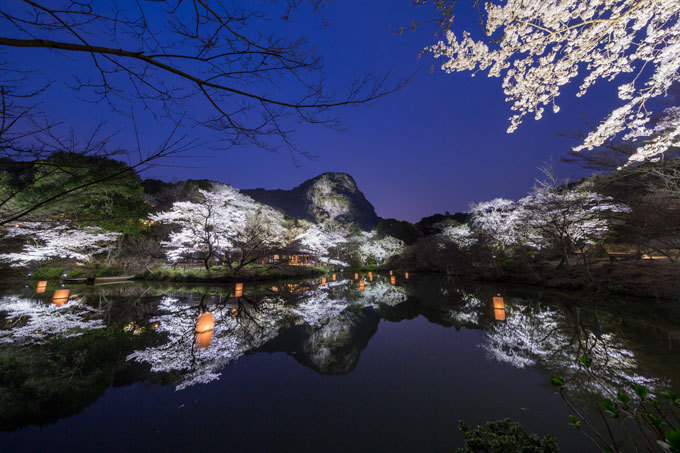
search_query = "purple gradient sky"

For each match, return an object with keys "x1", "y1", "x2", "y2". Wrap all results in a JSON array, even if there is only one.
[{"x1": 9, "y1": 1, "x2": 626, "y2": 222}]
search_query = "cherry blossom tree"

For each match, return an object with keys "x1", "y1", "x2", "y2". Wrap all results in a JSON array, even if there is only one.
[
  {"x1": 294, "y1": 222, "x2": 349, "y2": 261},
  {"x1": 355, "y1": 231, "x2": 405, "y2": 265},
  {"x1": 429, "y1": 0, "x2": 680, "y2": 164},
  {"x1": 469, "y1": 198, "x2": 525, "y2": 249},
  {"x1": 0, "y1": 222, "x2": 120, "y2": 267},
  {"x1": 151, "y1": 184, "x2": 286, "y2": 270}
]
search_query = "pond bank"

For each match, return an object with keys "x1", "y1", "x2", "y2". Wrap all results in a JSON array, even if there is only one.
[
  {"x1": 134, "y1": 264, "x2": 328, "y2": 283},
  {"x1": 450, "y1": 259, "x2": 680, "y2": 301}
]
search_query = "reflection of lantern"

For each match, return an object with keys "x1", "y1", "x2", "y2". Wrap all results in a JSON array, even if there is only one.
[
  {"x1": 52, "y1": 289, "x2": 70, "y2": 307},
  {"x1": 389, "y1": 270, "x2": 393, "y2": 276},
  {"x1": 271, "y1": 286, "x2": 279, "y2": 292},
  {"x1": 493, "y1": 296, "x2": 505, "y2": 321},
  {"x1": 195, "y1": 330, "x2": 213, "y2": 349},
  {"x1": 368, "y1": 272, "x2": 373, "y2": 279},
  {"x1": 150, "y1": 321, "x2": 160, "y2": 330},
  {"x1": 354, "y1": 273, "x2": 358, "y2": 280},
  {"x1": 405, "y1": 272, "x2": 409, "y2": 279},
  {"x1": 390, "y1": 276, "x2": 396, "y2": 285},
  {"x1": 231, "y1": 307, "x2": 238, "y2": 317},
  {"x1": 359, "y1": 280, "x2": 365, "y2": 291},
  {"x1": 274, "y1": 254, "x2": 279, "y2": 260},
  {"x1": 332, "y1": 273, "x2": 337, "y2": 281},
  {"x1": 321, "y1": 277, "x2": 327, "y2": 286},
  {"x1": 36, "y1": 281, "x2": 47, "y2": 294},
  {"x1": 195, "y1": 312, "x2": 215, "y2": 333},
  {"x1": 235, "y1": 283, "x2": 243, "y2": 297}
]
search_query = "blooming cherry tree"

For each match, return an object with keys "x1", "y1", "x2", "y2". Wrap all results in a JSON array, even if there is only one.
[
  {"x1": 294, "y1": 223, "x2": 349, "y2": 259},
  {"x1": 0, "y1": 222, "x2": 120, "y2": 266},
  {"x1": 355, "y1": 231, "x2": 405, "y2": 265},
  {"x1": 429, "y1": 0, "x2": 680, "y2": 164}
]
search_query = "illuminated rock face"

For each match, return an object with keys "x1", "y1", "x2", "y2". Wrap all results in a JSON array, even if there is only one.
[{"x1": 243, "y1": 172, "x2": 379, "y2": 230}]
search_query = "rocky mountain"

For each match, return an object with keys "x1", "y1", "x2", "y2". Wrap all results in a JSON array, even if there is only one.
[
  {"x1": 242, "y1": 172, "x2": 379, "y2": 230},
  {"x1": 142, "y1": 172, "x2": 380, "y2": 230}
]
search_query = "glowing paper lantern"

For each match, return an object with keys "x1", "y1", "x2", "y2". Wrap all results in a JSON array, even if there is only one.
[
  {"x1": 368, "y1": 272, "x2": 373, "y2": 279},
  {"x1": 359, "y1": 280, "x2": 365, "y2": 291},
  {"x1": 493, "y1": 296, "x2": 506, "y2": 321},
  {"x1": 195, "y1": 330, "x2": 213, "y2": 349},
  {"x1": 332, "y1": 274, "x2": 337, "y2": 281},
  {"x1": 271, "y1": 286, "x2": 279, "y2": 292},
  {"x1": 195, "y1": 312, "x2": 215, "y2": 333},
  {"x1": 389, "y1": 270, "x2": 393, "y2": 276},
  {"x1": 390, "y1": 276, "x2": 396, "y2": 285},
  {"x1": 36, "y1": 281, "x2": 47, "y2": 294},
  {"x1": 321, "y1": 278, "x2": 327, "y2": 287},
  {"x1": 354, "y1": 273, "x2": 358, "y2": 280},
  {"x1": 405, "y1": 272, "x2": 409, "y2": 279},
  {"x1": 52, "y1": 289, "x2": 70, "y2": 307},
  {"x1": 235, "y1": 283, "x2": 243, "y2": 297}
]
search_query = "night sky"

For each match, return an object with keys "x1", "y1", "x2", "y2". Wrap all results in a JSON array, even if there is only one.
[{"x1": 11, "y1": 0, "x2": 626, "y2": 222}]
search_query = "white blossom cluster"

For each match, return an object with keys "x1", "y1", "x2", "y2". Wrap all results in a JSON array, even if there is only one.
[
  {"x1": 0, "y1": 295, "x2": 104, "y2": 344},
  {"x1": 294, "y1": 222, "x2": 348, "y2": 258},
  {"x1": 468, "y1": 189, "x2": 630, "y2": 249},
  {"x1": 0, "y1": 222, "x2": 120, "y2": 266},
  {"x1": 355, "y1": 231, "x2": 405, "y2": 265},
  {"x1": 151, "y1": 184, "x2": 287, "y2": 262},
  {"x1": 429, "y1": 0, "x2": 680, "y2": 164},
  {"x1": 436, "y1": 222, "x2": 478, "y2": 249}
]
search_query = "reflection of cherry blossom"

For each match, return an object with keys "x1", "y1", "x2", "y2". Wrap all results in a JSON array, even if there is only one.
[
  {"x1": 481, "y1": 304, "x2": 663, "y2": 395},
  {"x1": 0, "y1": 295, "x2": 104, "y2": 344},
  {"x1": 127, "y1": 296, "x2": 291, "y2": 390}
]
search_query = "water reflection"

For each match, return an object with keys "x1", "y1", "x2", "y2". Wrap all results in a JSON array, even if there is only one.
[{"x1": 0, "y1": 274, "x2": 678, "y2": 430}]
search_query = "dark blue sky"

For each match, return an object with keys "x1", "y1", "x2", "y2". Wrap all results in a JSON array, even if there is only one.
[{"x1": 14, "y1": 0, "x2": 624, "y2": 222}]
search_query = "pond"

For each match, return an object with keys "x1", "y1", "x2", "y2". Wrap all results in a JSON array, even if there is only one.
[{"x1": 0, "y1": 273, "x2": 679, "y2": 452}]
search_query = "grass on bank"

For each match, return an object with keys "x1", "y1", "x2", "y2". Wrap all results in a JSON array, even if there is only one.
[{"x1": 139, "y1": 264, "x2": 328, "y2": 282}]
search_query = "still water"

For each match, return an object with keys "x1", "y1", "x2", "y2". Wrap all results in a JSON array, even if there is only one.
[{"x1": 0, "y1": 274, "x2": 679, "y2": 452}]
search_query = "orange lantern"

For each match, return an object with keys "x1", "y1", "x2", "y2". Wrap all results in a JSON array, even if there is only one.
[
  {"x1": 36, "y1": 281, "x2": 47, "y2": 294},
  {"x1": 332, "y1": 273, "x2": 337, "y2": 281},
  {"x1": 354, "y1": 273, "x2": 358, "y2": 280},
  {"x1": 390, "y1": 276, "x2": 396, "y2": 285},
  {"x1": 231, "y1": 307, "x2": 238, "y2": 318},
  {"x1": 235, "y1": 283, "x2": 243, "y2": 297},
  {"x1": 494, "y1": 308, "x2": 506, "y2": 321},
  {"x1": 405, "y1": 272, "x2": 409, "y2": 279},
  {"x1": 359, "y1": 280, "x2": 365, "y2": 291},
  {"x1": 52, "y1": 289, "x2": 70, "y2": 307},
  {"x1": 492, "y1": 296, "x2": 505, "y2": 310},
  {"x1": 321, "y1": 277, "x2": 327, "y2": 287},
  {"x1": 195, "y1": 312, "x2": 215, "y2": 333},
  {"x1": 195, "y1": 330, "x2": 213, "y2": 349},
  {"x1": 389, "y1": 270, "x2": 393, "y2": 276},
  {"x1": 368, "y1": 272, "x2": 373, "y2": 281}
]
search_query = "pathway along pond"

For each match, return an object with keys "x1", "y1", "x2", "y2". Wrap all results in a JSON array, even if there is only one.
[{"x1": 0, "y1": 274, "x2": 679, "y2": 452}]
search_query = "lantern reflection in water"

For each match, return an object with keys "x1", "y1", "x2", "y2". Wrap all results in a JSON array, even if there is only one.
[
  {"x1": 368, "y1": 272, "x2": 373, "y2": 281},
  {"x1": 36, "y1": 281, "x2": 47, "y2": 294},
  {"x1": 354, "y1": 273, "x2": 358, "y2": 280},
  {"x1": 492, "y1": 296, "x2": 506, "y2": 321},
  {"x1": 195, "y1": 312, "x2": 215, "y2": 333},
  {"x1": 332, "y1": 273, "x2": 336, "y2": 281},
  {"x1": 390, "y1": 276, "x2": 396, "y2": 285},
  {"x1": 359, "y1": 280, "x2": 365, "y2": 291},
  {"x1": 195, "y1": 330, "x2": 213, "y2": 349},
  {"x1": 389, "y1": 270, "x2": 393, "y2": 276},
  {"x1": 52, "y1": 289, "x2": 70, "y2": 307},
  {"x1": 321, "y1": 277, "x2": 327, "y2": 287},
  {"x1": 235, "y1": 283, "x2": 243, "y2": 297},
  {"x1": 405, "y1": 272, "x2": 409, "y2": 279}
]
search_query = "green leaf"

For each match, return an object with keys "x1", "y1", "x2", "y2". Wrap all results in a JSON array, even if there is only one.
[
  {"x1": 665, "y1": 428, "x2": 680, "y2": 451},
  {"x1": 601, "y1": 399, "x2": 619, "y2": 418},
  {"x1": 550, "y1": 376, "x2": 565, "y2": 389},
  {"x1": 634, "y1": 384, "x2": 650, "y2": 399},
  {"x1": 579, "y1": 356, "x2": 593, "y2": 368},
  {"x1": 568, "y1": 415, "x2": 581, "y2": 429},
  {"x1": 664, "y1": 390, "x2": 679, "y2": 405},
  {"x1": 616, "y1": 391, "x2": 631, "y2": 408}
]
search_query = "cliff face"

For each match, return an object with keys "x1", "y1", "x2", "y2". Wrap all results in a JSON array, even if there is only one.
[{"x1": 243, "y1": 172, "x2": 379, "y2": 230}]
